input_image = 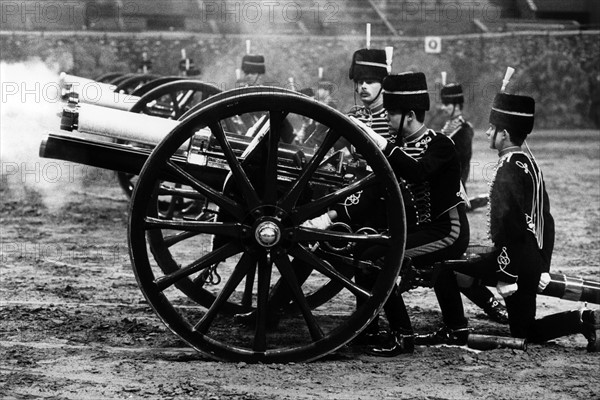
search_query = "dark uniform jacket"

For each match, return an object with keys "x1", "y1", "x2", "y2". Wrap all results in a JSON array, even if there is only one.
[
  {"x1": 441, "y1": 115, "x2": 474, "y2": 186},
  {"x1": 489, "y1": 151, "x2": 555, "y2": 285},
  {"x1": 383, "y1": 128, "x2": 465, "y2": 230},
  {"x1": 336, "y1": 128, "x2": 465, "y2": 232}
]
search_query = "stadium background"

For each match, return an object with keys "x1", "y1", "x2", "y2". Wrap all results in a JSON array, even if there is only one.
[{"x1": 1, "y1": 0, "x2": 599, "y2": 129}]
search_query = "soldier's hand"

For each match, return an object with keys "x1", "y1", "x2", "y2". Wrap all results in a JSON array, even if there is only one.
[
  {"x1": 496, "y1": 281, "x2": 518, "y2": 298},
  {"x1": 537, "y1": 272, "x2": 551, "y2": 293},
  {"x1": 301, "y1": 212, "x2": 333, "y2": 230},
  {"x1": 349, "y1": 116, "x2": 388, "y2": 151}
]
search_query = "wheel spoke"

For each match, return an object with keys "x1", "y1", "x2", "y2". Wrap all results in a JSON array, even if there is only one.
[
  {"x1": 273, "y1": 252, "x2": 324, "y2": 341},
  {"x1": 263, "y1": 111, "x2": 283, "y2": 203},
  {"x1": 290, "y1": 227, "x2": 391, "y2": 246},
  {"x1": 253, "y1": 253, "x2": 273, "y2": 352},
  {"x1": 289, "y1": 245, "x2": 372, "y2": 301},
  {"x1": 178, "y1": 90, "x2": 196, "y2": 112},
  {"x1": 193, "y1": 252, "x2": 257, "y2": 333},
  {"x1": 279, "y1": 128, "x2": 340, "y2": 211},
  {"x1": 242, "y1": 263, "x2": 257, "y2": 309},
  {"x1": 209, "y1": 122, "x2": 261, "y2": 209},
  {"x1": 316, "y1": 249, "x2": 380, "y2": 272},
  {"x1": 293, "y1": 173, "x2": 379, "y2": 221},
  {"x1": 164, "y1": 161, "x2": 244, "y2": 220},
  {"x1": 154, "y1": 241, "x2": 242, "y2": 291},
  {"x1": 144, "y1": 217, "x2": 244, "y2": 237},
  {"x1": 169, "y1": 92, "x2": 181, "y2": 117},
  {"x1": 163, "y1": 230, "x2": 201, "y2": 247},
  {"x1": 158, "y1": 185, "x2": 207, "y2": 200}
]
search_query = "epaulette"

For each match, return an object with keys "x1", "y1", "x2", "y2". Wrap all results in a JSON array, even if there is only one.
[{"x1": 441, "y1": 115, "x2": 466, "y2": 138}]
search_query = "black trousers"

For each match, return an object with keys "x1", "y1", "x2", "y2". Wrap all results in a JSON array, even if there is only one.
[
  {"x1": 434, "y1": 250, "x2": 583, "y2": 342},
  {"x1": 355, "y1": 205, "x2": 470, "y2": 333}
]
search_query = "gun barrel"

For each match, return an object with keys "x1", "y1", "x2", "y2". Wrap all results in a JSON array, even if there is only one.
[
  {"x1": 39, "y1": 132, "x2": 227, "y2": 189},
  {"x1": 62, "y1": 103, "x2": 180, "y2": 147},
  {"x1": 444, "y1": 259, "x2": 600, "y2": 305},
  {"x1": 60, "y1": 73, "x2": 138, "y2": 110},
  {"x1": 541, "y1": 273, "x2": 600, "y2": 304}
]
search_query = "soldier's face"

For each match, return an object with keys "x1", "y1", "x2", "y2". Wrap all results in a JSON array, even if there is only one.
[
  {"x1": 245, "y1": 73, "x2": 259, "y2": 85},
  {"x1": 486, "y1": 124, "x2": 503, "y2": 150},
  {"x1": 355, "y1": 80, "x2": 382, "y2": 104},
  {"x1": 388, "y1": 110, "x2": 404, "y2": 135},
  {"x1": 440, "y1": 103, "x2": 454, "y2": 116}
]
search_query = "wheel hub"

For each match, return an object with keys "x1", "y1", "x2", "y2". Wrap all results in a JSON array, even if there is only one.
[{"x1": 254, "y1": 221, "x2": 281, "y2": 248}]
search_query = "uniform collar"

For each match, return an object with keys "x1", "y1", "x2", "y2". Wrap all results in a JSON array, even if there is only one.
[{"x1": 404, "y1": 124, "x2": 428, "y2": 143}]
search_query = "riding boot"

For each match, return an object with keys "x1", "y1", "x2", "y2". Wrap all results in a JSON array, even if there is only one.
[
  {"x1": 351, "y1": 316, "x2": 386, "y2": 346},
  {"x1": 414, "y1": 325, "x2": 471, "y2": 346},
  {"x1": 367, "y1": 329, "x2": 414, "y2": 356},
  {"x1": 528, "y1": 309, "x2": 599, "y2": 352},
  {"x1": 460, "y1": 283, "x2": 509, "y2": 324}
]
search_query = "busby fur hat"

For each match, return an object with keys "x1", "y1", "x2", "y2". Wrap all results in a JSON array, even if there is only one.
[
  {"x1": 349, "y1": 49, "x2": 388, "y2": 82},
  {"x1": 383, "y1": 72, "x2": 430, "y2": 112},
  {"x1": 440, "y1": 83, "x2": 464, "y2": 104},
  {"x1": 241, "y1": 54, "x2": 265, "y2": 75},
  {"x1": 489, "y1": 93, "x2": 535, "y2": 136}
]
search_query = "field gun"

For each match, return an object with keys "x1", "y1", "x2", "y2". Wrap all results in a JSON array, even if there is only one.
[{"x1": 40, "y1": 86, "x2": 408, "y2": 363}]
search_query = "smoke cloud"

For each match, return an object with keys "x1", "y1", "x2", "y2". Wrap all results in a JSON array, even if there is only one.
[{"x1": 0, "y1": 58, "x2": 83, "y2": 212}]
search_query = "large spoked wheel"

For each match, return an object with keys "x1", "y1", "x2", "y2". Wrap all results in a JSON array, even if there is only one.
[
  {"x1": 130, "y1": 76, "x2": 184, "y2": 97},
  {"x1": 129, "y1": 87, "x2": 406, "y2": 363},
  {"x1": 114, "y1": 74, "x2": 161, "y2": 94},
  {"x1": 94, "y1": 72, "x2": 125, "y2": 83}
]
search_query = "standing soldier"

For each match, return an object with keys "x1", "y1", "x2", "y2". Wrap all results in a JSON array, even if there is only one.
[
  {"x1": 239, "y1": 40, "x2": 265, "y2": 87},
  {"x1": 417, "y1": 70, "x2": 598, "y2": 350},
  {"x1": 439, "y1": 73, "x2": 473, "y2": 190},
  {"x1": 347, "y1": 48, "x2": 392, "y2": 139},
  {"x1": 230, "y1": 40, "x2": 266, "y2": 134},
  {"x1": 439, "y1": 73, "x2": 508, "y2": 324},
  {"x1": 178, "y1": 48, "x2": 201, "y2": 77},
  {"x1": 439, "y1": 73, "x2": 488, "y2": 211}
]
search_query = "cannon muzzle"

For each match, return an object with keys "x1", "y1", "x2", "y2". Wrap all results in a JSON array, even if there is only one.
[{"x1": 60, "y1": 72, "x2": 138, "y2": 110}]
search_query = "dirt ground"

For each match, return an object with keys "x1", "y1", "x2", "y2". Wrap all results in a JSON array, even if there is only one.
[{"x1": 1, "y1": 119, "x2": 600, "y2": 399}]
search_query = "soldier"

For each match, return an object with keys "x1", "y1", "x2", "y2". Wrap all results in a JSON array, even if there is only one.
[
  {"x1": 229, "y1": 45, "x2": 267, "y2": 135},
  {"x1": 416, "y1": 86, "x2": 599, "y2": 351},
  {"x1": 439, "y1": 76, "x2": 473, "y2": 190},
  {"x1": 178, "y1": 49, "x2": 201, "y2": 77},
  {"x1": 347, "y1": 48, "x2": 391, "y2": 139},
  {"x1": 347, "y1": 72, "x2": 470, "y2": 356},
  {"x1": 439, "y1": 76, "x2": 509, "y2": 324},
  {"x1": 439, "y1": 75, "x2": 488, "y2": 211},
  {"x1": 240, "y1": 53, "x2": 265, "y2": 86}
]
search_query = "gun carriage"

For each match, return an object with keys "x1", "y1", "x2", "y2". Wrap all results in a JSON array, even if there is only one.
[{"x1": 42, "y1": 79, "x2": 600, "y2": 363}]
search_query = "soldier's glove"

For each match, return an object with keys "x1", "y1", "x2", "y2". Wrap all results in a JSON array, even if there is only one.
[
  {"x1": 496, "y1": 281, "x2": 518, "y2": 298},
  {"x1": 349, "y1": 116, "x2": 388, "y2": 151},
  {"x1": 537, "y1": 272, "x2": 551, "y2": 293},
  {"x1": 301, "y1": 213, "x2": 332, "y2": 230}
]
